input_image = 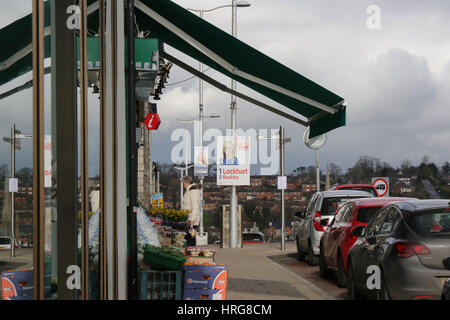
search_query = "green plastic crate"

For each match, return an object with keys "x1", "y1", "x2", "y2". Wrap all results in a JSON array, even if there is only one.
[
  {"x1": 139, "y1": 270, "x2": 182, "y2": 300},
  {"x1": 143, "y1": 247, "x2": 186, "y2": 270}
]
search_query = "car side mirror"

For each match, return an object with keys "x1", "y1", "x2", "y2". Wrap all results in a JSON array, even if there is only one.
[
  {"x1": 367, "y1": 236, "x2": 376, "y2": 245},
  {"x1": 352, "y1": 226, "x2": 365, "y2": 238},
  {"x1": 443, "y1": 257, "x2": 450, "y2": 270}
]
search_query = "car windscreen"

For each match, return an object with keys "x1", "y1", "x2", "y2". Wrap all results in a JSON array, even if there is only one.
[
  {"x1": 243, "y1": 234, "x2": 264, "y2": 241},
  {"x1": 356, "y1": 207, "x2": 381, "y2": 223},
  {"x1": 338, "y1": 187, "x2": 378, "y2": 197},
  {"x1": 320, "y1": 197, "x2": 358, "y2": 215},
  {"x1": 0, "y1": 238, "x2": 10, "y2": 245},
  {"x1": 405, "y1": 211, "x2": 450, "y2": 238}
]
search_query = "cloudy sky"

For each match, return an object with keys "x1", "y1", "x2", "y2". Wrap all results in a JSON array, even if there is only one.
[{"x1": 1, "y1": 0, "x2": 450, "y2": 177}]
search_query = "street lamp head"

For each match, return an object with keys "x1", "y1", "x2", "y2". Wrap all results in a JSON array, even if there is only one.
[{"x1": 237, "y1": 1, "x2": 251, "y2": 7}]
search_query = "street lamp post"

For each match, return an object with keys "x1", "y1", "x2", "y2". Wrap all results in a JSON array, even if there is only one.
[
  {"x1": 258, "y1": 127, "x2": 291, "y2": 251},
  {"x1": 3, "y1": 125, "x2": 32, "y2": 258},
  {"x1": 187, "y1": 0, "x2": 251, "y2": 249},
  {"x1": 177, "y1": 119, "x2": 196, "y2": 176}
]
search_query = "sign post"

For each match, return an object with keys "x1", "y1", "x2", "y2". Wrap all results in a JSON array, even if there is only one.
[
  {"x1": 3, "y1": 124, "x2": 32, "y2": 258},
  {"x1": 258, "y1": 127, "x2": 291, "y2": 251},
  {"x1": 217, "y1": 136, "x2": 250, "y2": 249},
  {"x1": 303, "y1": 127, "x2": 327, "y2": 192}
]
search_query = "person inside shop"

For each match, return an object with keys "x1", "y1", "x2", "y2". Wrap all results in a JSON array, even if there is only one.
[{"x1": 181, "y1": 176, "x2": 201, "y2": 246}]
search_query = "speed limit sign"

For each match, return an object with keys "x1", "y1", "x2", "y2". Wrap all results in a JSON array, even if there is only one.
[{"x1": 372, "y1": 177, "x2": 389, "y2": 197}]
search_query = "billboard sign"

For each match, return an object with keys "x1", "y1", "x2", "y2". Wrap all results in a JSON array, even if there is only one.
[
  {"x1": 216, "y1": 136, "x2": 250, "y2": 186},
  {"x1": 194, "y1": 147, "x2": 209, "y2": 176}
]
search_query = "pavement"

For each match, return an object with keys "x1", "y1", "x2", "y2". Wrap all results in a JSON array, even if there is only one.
[
  {"x1": 0, "y1": 245, "x2": 335, "y2": 300},
  {"x1": 0, "y1": 248, "x2": 33, "y2": 272},
  {"x1": 213, "y1": 241, "x2": 335, "y2": 300}
]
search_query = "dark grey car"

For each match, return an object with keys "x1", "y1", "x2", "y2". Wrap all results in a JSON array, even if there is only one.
[
  {"x1": 347, "y1": 199, "x2": 450, "y2": 300},
  {"x1": 442, "y1": 257, "x2": 450, "y2": 300}
]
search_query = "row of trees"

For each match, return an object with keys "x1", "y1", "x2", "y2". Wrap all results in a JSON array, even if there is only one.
[{"x1": 293, "y1": 155, "x2": 450, "y2": 185}]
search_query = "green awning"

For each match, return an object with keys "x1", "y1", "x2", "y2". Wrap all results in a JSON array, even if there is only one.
[
  {"x1": 134, "y1": 0, "x2": 346, "y2": 138},
  {"x1": 0, "y1": 0, "x2": 98, "y2": 87},
  {"x1": 0, "y1": 0, "x2": 346, "y2": 138}
]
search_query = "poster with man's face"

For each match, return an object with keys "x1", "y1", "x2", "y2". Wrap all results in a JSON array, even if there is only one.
[{"x1": 216, "y1": 136, "x2": 250, "y2": 186}]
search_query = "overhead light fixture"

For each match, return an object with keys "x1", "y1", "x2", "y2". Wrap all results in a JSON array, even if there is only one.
[{"x1": 237, "y1": 1, "x2": 251, "y2": 7}]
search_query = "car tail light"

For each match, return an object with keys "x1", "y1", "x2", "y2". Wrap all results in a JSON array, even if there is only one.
[
  {"x1": 349, "y1": 227, "x2": 359, "y2": 241},
  {"x1": 395, "y1": 242, "x2": 431, "y2": 258},
  {"x1": 412, "y1": 295, "x2": 435, "y2": 300},
  {"x1": 313, "y1": 211, "x2": 325, "y2": 232}
]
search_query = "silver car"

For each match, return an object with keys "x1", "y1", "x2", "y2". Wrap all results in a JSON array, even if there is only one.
[
  {"x1": 294, "y1": 190, "x2": 374, "y2": 265},
  {"x1": 347, "y1": 199, "x2": 450, "y2": 300}
]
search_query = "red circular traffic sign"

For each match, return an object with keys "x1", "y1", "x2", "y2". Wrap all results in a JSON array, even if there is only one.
[{"x1": 373, "y1": 178, "x2": 388, "y2": 197}]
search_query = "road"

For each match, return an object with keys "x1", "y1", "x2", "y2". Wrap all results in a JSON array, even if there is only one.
[{"x1": 267, "y1": 242, "x2": 348, "y2": 300}]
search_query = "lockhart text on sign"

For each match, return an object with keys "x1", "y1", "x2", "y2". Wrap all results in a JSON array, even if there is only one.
[{"x1": 221, "y1": 168, "x2": 249, "y2": 175}]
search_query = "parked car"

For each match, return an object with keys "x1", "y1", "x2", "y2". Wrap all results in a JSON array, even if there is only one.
[
  {"x1": 319, "y1": 197, "x2": 415, "y2": 287},
  {"x1": 243, "y1": 232, "x2": 265, "y2": 244},
  {"x1": 442, "y1": 257, "x2": 450, "y2": 300},
  {"x1": 442, "y1": 278, "x2": 450, "y2": 300},
  {"x1": 0, "y1": 236, "x2": 19, "y2": 250},
  {"x1": 330, "y1": 184, "x2": 379, "y2": 197},
  {"x1": 347, "y1": 199, "x2": 450, "y2": 300},
  {"x1": 294, "y1": 190, "x2": 374, "y2": 266}
]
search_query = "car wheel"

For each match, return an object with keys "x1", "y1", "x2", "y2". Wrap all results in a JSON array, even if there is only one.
[
  {"x1": 307, "y1": 241, "x2": 319, "y2": 266},
  {"x1": 347, "y1": 262, "x2": 364, "y2": 300},
  {"x1": 319, "y1": 247, "x2": 332, "y2": 278},
  {"x1": 336, "y1": 253, "x2": 348, "y2": 288},
  {"x1": 376, "y1": 271, "x2": 391, "y2": 300},
  {"x1": 296, "y1": 237, "x2": 305, "y2": 261}
]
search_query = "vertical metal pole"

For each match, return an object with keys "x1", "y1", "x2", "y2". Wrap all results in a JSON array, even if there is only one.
[
  {"x1": 185, "y1": 122, "x2": 188, "y2": 176},
  {"x1": 10, "y1": 124, "x2": 15, "y2": 258},
  {"x1": 199, "y1": 10, "x2": 204, "y2": 235},
  {"x1": 316, "y1": 149, "x2": 320, "y2": 192},
  {"x1": 99, "y1": 0, "x2": 108, "y2": 300},
  {"x1": 126, "y1": 0, "x2": 138, "y2": 300},
  {"x1": 32, "y1": 0, "x2": 45, "y2": 300},
  {"x1": 157, "y1": 171, "x2": 160, "y2": 208},
  {"x1": 280, "y1": 126, "x2": 285, "y2": 251},
  {"x1": 230, "y1": 0, "x2": 238, "y2": 249},
  {"x1": 180, "y1": 170, "x2": 184, "y2": 208},
  {"x1": 79, "y1": 0, "x2": 90, "y2": 301},
  {"x1": 149, "y1": 131, "x2": 153, "y2": 204}
]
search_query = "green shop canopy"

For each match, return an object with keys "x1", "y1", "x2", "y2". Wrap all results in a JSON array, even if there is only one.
[
  {"x1": 0, "y1": 0, "x2": 99, "y2": 88},
  {"x1": 0, "y1": 0, "x2": 346, "y2": 138},
  {"x1": 134, "y1": 0, "x2": 346, "y2": 138}
]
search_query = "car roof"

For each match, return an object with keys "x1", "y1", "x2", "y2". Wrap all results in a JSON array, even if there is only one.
[
  {"x1": 391, "y1": 199, "x2": 450, "y2": 213},
  {"x1": 318, "y1": 190, "x2": 374, "y2": 198},
  {"x1": 331, "y1": 184, "x2": 376, "y2": 189},
  {"x1": 349, "y1": 197, "x2": 417, "y2": 208}
]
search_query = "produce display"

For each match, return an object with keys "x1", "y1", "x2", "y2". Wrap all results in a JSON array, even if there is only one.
[
  {"x1": 143, "y1": 245, "x2": 187, "y2": 271},
  {"x1": 148, "y1": 208, "x2": 190, "y2": 223},
  {"x1": 186, "y1": 247, "x2": 216, "y2": 258}
]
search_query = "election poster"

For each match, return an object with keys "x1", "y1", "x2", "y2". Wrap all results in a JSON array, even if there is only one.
[
  {"x1": 216, "y1": 136, "x2": 250, "y2": 186},
  {"x1": 194, "y1": 146, "x2": 209, "y2": 176}
]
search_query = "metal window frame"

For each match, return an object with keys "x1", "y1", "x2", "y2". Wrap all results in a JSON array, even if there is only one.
[
  {"x1": 32, "y1": 0, "x2": 45, "y2": 300},
  {"x1": 79, "y1": 0, "x2": 90, "y2": 301}
]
